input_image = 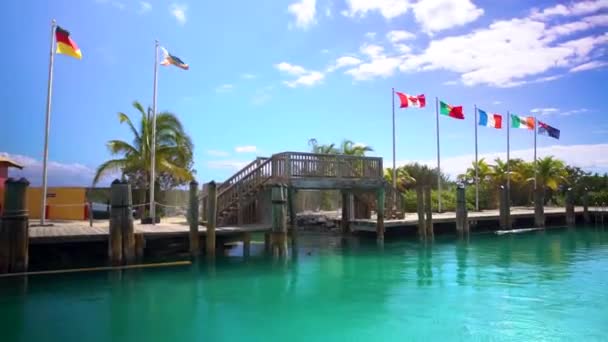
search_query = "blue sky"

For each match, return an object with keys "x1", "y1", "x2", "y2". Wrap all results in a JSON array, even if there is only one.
[{"x1": 1, "y1": 0, "x2": 607, "y2": 186}]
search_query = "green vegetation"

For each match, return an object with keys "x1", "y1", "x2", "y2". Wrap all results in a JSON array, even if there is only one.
[
  {"x1": 93, "y1": 101, "x2": 195, "y2": 213},
  {"x1": 387, "y1": 156, "x2": 608, "y2": 212}
]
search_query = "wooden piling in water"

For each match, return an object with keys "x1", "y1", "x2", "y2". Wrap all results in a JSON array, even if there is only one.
[
  {"x1": 456, "y1": 185, "x2": 469, "y2": 236},
  {"x1": 189, "y1": 180, "x2": 200, "y2": 257},
  {"x1": 109, "y1": 180, "x2": 135, "y2": 265},
  {"x1": 0, "y1": 178, "x2": 30, "y2": 274},
  {"x1": 271, "y1": 184, "x2": 288, "y2": 257},
  {"x1": 499, "y1": 186, "x2": 511, "y2": 230},
  {"x1": 582, "y1": 190, "x2": 590, "y2": 224},
  {"x1": 534, "y1": 187, "x2": 545, "y2": 228},
  {"x1": 242, "y1": 232, "x2": 251, "y2": 257},
  {"x1": 341, "y1": 190, "x2": 350, "y2": 234},
  {"x1": 206, "y1": 181, "x2": 217, "y2": 257},
  {"x1": 376, "y1": 186, "x2": 385, "y2": 243},
  {"x1": 424, "y1": 186, "x2": 433, "y2": 239},
  {"x1": 566, "y1": 188, "x2": 575, "y2": 227},
  {"x1": 416, "y1": 186, "x2": 425, "y2": 239},
  {"x1": 287, "y1": 187, "x2": 298, "y2": 246}
]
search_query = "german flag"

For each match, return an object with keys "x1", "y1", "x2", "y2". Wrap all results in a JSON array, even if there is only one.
[{"x1": 55, "y1": 26, "x2": 82, "y2": 59}]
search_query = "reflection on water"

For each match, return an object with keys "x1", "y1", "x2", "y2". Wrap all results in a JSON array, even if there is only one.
[{"x1": 1, "y1": 226, "x2": 607, "y2": 341}]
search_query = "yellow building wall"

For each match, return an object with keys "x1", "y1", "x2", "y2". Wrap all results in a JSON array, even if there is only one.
[{"x1": 27, "y1": 187, "x2": 87, "y2": 220}]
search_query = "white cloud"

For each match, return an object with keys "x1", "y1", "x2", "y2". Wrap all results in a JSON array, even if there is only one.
[
  {"x1": 492, "y1": 100, "x2": 502, "y2": 105},
  {"x1": 365, "y1": 32, "x2": 377, "y2": 39},
  {"x1": 241, "y1": 73, "x2": 256, "y2": 79},
  {"x1": 251, "y1": 86, "x2": 273, "y2": 105},
  {"x1": 321, "y1": 49, "x2": 330, "y2": 54},
  {"x1": 570, "y1": 60, "x2": 608, "y2": 72},
  {"x1": 288, "y1": 0, "x2": 317, "y2": 29},
  {"x1": 412, "y1": 0, "x2": 484, "y2": 33},
  {"x1": 531, "y1": 107, "x2": 559, "y2": 114},
  {"x1": 559, "y1": 108, "x2": 589, "y2": 116},
  {"x1": 170, "y1": 4, "x2": 187, "y2": 25},
  {"x1": 215, "y1": 84, "x2": 234, "y2": 93},
  {"x1": 275, "y1": 62, "x2": 325, "y2": 87},
  {"x1": 206, "y1": 150, "x2": 230, "y2": 157},
  {"x1": 396, "y1": 144, "x2": 608, "y2": 178},
  {"x1": 235, "y1": 146, "x2": 257, "y2": 153},
  {"x1": 345, "y1": 43, "x2": 401, "y2": 80},
  {"x1": 343, "y1": 0, "x2": 409, "y2": 19},
  {"x1": 386, "y1": 30, "x2": 415, "y2": 43},
  {"x1": 530, "y1": 0, "x2": 608, "y2": 20},
  {"x1": 139, "y1": 1, "x2": 151, "y2": 13},
  {"x1": 327, "y1": 56, "x2": 362, "y2": 72},
  {"x1": 0, "y1": 152, "x2": 117, "y2": 187},
  {"x1": 207, "y1": 160, "x2": 249, "y2": 170}
]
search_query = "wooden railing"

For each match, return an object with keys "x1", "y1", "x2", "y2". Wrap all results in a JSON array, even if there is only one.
[
  {"x1": 216, "y1": 157, "x2": 273, "y2": 219},
  {"x1": 272, "y1": 152, "x2": 383, "y2": 180},
  {"x1": 217, "y1": 157, "x2": 268, "y2": 194}
]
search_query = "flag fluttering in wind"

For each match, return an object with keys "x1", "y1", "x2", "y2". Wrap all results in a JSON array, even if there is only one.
[
  {"x1": 478, "y1": 109, "x2": 502, "y2": 129},
  {"x1": 511, "y1": 114, "x2": 535, "y2": 130},
  {"x1": 55, "y1": 26, "x2": 82, "y2": 59},
  {"x1": 439, "y1": 100, "x2": 464, "y2": 119},
  {"x1": 160, "y1": 47, "x2": 189, "y2": 70},
  {"x1": 396, "y1": 92, "x2": 426, "y2": 108},
  {"x1": 538, "y1": 121, "x2": 560, "y2": 139}
]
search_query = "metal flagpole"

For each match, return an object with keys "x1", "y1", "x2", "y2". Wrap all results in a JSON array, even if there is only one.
[
  {"x1": 150, "y1": 40, "x2": 159, "y2": 224},
  {"x1": 391, "y1": 88, "x2": 397, "y2": 210},
  {"x1": 474, "y1": 105, "x2": 479, "y2": 211},
  {"x1": 435, "y1": 97, "x2": 442, "y2": 212},
  {"x1": 41, "y1": 19, "x2": 57, "y2": 226},
  {"x1": 533, "y1": 115, "x2": 537, "y2": 191},
  {"x1": 507, "y1": 111, "x2": 511, "y2": 196},
  {"x1": 392, "y1": 88, "x2": 396, "y2": 189}
]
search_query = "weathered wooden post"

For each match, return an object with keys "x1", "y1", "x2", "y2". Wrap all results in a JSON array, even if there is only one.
[
  {"x1": 423, "y1": 186, "x2": 434, "y2": 239},
  {"x1": 499, "y1": 185, "x2": 511, "y2": 229},
  {"x1": 416, "y1": 186, "x2": 425, "y2": 239},
  {"x1": 456, "y1": 184, "x2": 469, "y2": 236},
  {"x1": 206, "y1": 181, "x2": 217, "y2": 257},
  {"x1": 287, "y1": 187, "x2": 297, "y2": 245},
  {"x1": 0, "y1": 178, "x2": 30, "y2": 273},
  {"x1": 376, "y1": 186, "x2": 385, "y2": 243},
  {"x1": 271, "y1": 184, "x2": 288, "y2": 257},
  {"x1": 189, "y1": 180, "x2": 200, "y2": 257},
  {"x1": 566, "y1": 188, "x2": 575, "y2": 227},
  {"x1": 109, "y1": 180, "x2": 135, "y2": 265},
  {"x1": 582, "y1": 188, "x2": 590, "y2": 224},
  {"x1": 534, "y1": 187, "x2": 545, "y2": 227},
  {"x1": 341, "y1": 190, "x2": 350, "y2": 234},
  {"x1": 242, "y1": 232, "x2": 251, "y2": 257}
]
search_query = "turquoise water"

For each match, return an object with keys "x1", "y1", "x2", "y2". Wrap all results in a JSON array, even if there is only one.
[{"x1": 1, "y1": 227, "x2": 607, "y2": 341}]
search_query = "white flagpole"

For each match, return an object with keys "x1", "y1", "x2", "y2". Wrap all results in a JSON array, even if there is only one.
[
  {"x1": 507, "y1": 112, "x2": 511, "y2": 197},
  {"x1": 41, "y1": 19, "x2": 57, "y2": 226},
  {"x1": 149, "y1": 40, "x2": 159, "y2": 224},
  {"x1": 435, "y1": 97, "x2": 442, "y2": 212},
  {"x1": 533, "y1": 115, "x2": 538, "y2": 191},
  {"x1": 392, "y1": 88, "x2": 396, "y2": 190},
  {"x1": 474, "y1": 105, "x2": 479, "y2": 211}
]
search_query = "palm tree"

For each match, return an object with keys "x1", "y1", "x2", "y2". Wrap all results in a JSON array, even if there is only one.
[
  {"x1": 458, "y1": 158, "x2": 492, "y2": 184},
  {"x1": 340, "y1": 140, "x2": 373, "y2": 156},
  {"x1": 93, "y1": 101, "x2": 194, "y2": 191},
  {"x1": 308, "y1": 138, "x2": 338, "y2": 154},
  {"x1": 384, "y1": 167, "x2": 416, "y2": 192},
  {"x1": 533, "y1": 156, "x2": 567, "y2": 206}
]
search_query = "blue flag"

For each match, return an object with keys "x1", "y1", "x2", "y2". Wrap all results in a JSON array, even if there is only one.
[{"x1": 538, "y1": 121, "x2": 560, "y2": 140}]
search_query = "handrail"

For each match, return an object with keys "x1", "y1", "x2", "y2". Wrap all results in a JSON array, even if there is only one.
[
  {"x1": 217, "y1": 157, "x2": 268, "y2": 194},
  {"x1": 273, "y1": 152, "x2": 383, "y2": 179}
]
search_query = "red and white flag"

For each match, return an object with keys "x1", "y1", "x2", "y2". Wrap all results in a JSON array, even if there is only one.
[{"x1": 396, "y1": 91, "x2": 425, "y2": 108}]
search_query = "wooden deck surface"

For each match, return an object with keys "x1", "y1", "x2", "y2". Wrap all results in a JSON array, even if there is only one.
[
  {"x1": 351, "y1": 206, "x2": 600, "y2": 232},
  {"x1": 28, "y1": 217, "x2": 270, "y2": 244}
]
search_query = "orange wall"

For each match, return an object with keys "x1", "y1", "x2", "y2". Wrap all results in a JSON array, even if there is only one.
[{"x1": 27, "y1": 187, "x2": 87, "y2": 220}]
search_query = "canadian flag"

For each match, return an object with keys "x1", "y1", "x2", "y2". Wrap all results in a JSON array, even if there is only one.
[{"x1": 396, "y1": 91, "x2": 426, "y2": 108}]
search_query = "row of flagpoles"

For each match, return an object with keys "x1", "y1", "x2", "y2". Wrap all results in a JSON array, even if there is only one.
[
  {"x1": 391, "y1": 89, "x2": 561, "y2": 212},
  {"x1": 41, "y1": 20, "x2": 188, "y2": 225}
]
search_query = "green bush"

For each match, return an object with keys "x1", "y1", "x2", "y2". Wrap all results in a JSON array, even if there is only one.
[{"x1": 589, "y1": 191, "x2": 608, "y2": 206}]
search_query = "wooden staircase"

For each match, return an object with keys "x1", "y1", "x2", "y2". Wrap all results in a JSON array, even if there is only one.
[{"x1": 202, "y1": 152, "x2": 387, "y2": 226}]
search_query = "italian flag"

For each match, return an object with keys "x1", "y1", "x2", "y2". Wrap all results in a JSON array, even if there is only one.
[
  {"x1": 511, "y1": 114, "x2": 535, "y2": 130},
  {"x1": 439, "y1": 100, "x2": 464, "y2": 119}
]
